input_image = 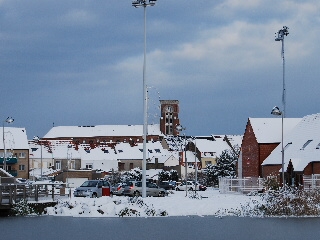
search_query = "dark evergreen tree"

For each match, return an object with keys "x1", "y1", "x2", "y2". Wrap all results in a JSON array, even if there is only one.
[
  {"x1": 205, "y1": 145, "x2": 240, "y2": 186},
  {"x1": 158, "y1": 169, "x2": 179, "y2": 182}
]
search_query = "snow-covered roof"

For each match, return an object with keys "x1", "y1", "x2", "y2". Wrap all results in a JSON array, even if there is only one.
[
  {"x1": 262, "y1": 113, "x2": 320, "y2": 171},
  {"x1": 249, "y1": 118, "x2": 301, "y2": 143},
  {"x1": 43, "y1": 124, "x2": 163, "y2": 138},
  {"x1": 29, "y1": 140, "x2": 81, "y2": 159},
  {"x1": 195, "y1": 135, "x2": 242, "y2": 158},
  {"x1": 29, "y1": 139, "x2": 177, "y2": 162},
  {"x1": 0, "y1": 127, "x2": 29, "y2": 149}
]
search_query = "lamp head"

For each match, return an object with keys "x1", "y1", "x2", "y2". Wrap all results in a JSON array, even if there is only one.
[
  {"x1": 5, "y1": 117, "x2": 14, "y2": 124},
  {"x1": 271, "y1": 106, "x2": 282, "y2": 116}
]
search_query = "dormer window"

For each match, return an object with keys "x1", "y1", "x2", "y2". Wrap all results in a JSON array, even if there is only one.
[{"x1": 301, "y1": 140, "x2": 313, "y2": 150}]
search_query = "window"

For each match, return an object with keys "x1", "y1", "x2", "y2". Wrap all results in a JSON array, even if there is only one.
[
  {"x1": 55, "y1": 161, "x2": 61, "y2": 170},
  {"x1": 70, "y1": 160, "x2": 75, "y2": 169},
  {"x1": 19, "y1": 165, "x2": 25, "y2": 171},
  {"x1": 205, "y1": 161, "x2": 212, "y2": 166},
  {"x1": 19, "y1": 152, "x2": 26, "y2": 158},
  {"x1": 86, "y1": 163, "x2": 93, "y2": 169},
  {"x1": 301, "y1": 140, "x2": 313, "y2": 150}
]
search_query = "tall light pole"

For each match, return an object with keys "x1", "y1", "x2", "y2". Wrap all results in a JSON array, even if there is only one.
[
  {"x1": 132, "y1": 0, "x2": 157, "y2": 198},
  {"x1": 2, "y1": 117, "x2": 14, "y2": 171},
  {"x1": 275, "y1": 26, "x2": 289, "y2": 118},
  {"x1": 176, "y1": 124, "x2": 188, "y2": 196},
  {"x1": 271, "y1": 106, "x2": 284, "y2": 186},
  {"x1": 33, "y1": 136, "x2": 43, "y2": 180}
]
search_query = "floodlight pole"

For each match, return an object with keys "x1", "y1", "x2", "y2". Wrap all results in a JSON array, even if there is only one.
[
  {"x1": 275, "y1": 26, "x2": 289, "y2": 118},
  {"x1": 271, "y1": 106, "x2": 285, "y2": 186},
  {"x1": 132, "y1": 0, "x2": 157, "y2": 198},
  {"x1": 176, "y1": 124, "x2": 188, "y2": 196}
]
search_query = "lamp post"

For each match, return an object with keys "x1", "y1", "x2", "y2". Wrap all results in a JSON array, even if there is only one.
[
  {"x1": 271, "y1": 106, "x2": 284, "y2": 186},
  {"x1": 275, "y1": 26, "x2": 289, "y2": 117},
  {"x1": 33, "y1": 136, "x2": 43, "y2": 180},
  {"x1": 132, "y1": 0, "x2": 158, "y2": 198},
  {"x1": 176, "y1": 124, "x2": 188, "y2": 196},
  {"x1": 3, "y1": 117, "x2": 14, "y2": 171}
]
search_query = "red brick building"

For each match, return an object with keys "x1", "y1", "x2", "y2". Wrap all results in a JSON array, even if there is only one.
[
  {"x1": 240, "y1": 118, "x2": 300, "y2": 179},
  {"x1": 262, "y1": 113, "x2": 320, "y2": 186}
]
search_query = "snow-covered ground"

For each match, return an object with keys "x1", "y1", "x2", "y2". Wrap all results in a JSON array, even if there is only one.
[{"x1": 45, "y1": 188, "x2": 260, "y2": 217}]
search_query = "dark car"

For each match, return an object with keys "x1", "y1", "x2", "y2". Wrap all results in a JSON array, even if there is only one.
[
  {"x1": 198, "y1": 184, "x2": 207, "y2": 191},
  {"x1": 159, "y1": 181, "x2": 176, "y2": 190}
]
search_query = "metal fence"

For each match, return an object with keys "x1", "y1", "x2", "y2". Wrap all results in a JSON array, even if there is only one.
[
  {"x1": 303, "y1": 175, "x2": 320, "y2": 191},
  {"x1": 219, "y1": 177, "x2": 264, "y2": 194}
]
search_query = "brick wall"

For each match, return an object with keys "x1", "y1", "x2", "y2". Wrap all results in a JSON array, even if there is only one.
[
  {"x1": 241, "y1": 120, "x2": 260, "y2": 177},
  {"x1": 241, "y1": 119, "x2": 280, "y2": 178},
  {"x1": 304, "y1": 162, "x2": 320, "y2": 175},
  {"x1": 262, "y1": 165, "x2": 281, "y2": 180}
]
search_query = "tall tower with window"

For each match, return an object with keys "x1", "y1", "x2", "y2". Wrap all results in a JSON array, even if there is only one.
[{"x1": 159, "y1": 100, "x2": 180, "y2": 136}]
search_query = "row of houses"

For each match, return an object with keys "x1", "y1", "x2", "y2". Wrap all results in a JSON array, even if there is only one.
[
  {"x1": 2, "y1": 99, "x2": 320, "y2": 188},
  {"x1": 0, "y1": 125, "x2": 242, "y2": 183},
  {"x1": 0, "y1": 100, "x2": 243, "y2": 184}
]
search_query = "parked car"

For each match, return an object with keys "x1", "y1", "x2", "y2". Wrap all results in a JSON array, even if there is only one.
[
  {"x1": 175, "y1": 181, "x2": 206, "y2": 191},
  {"x1": 111, "y1": 183, "x2": 126, "y2": 196},
  {"x1": 123, "y1": 181, "x2": 167, "y2": 197},
  {"x1": 73, "y1": 180, "x2": 110, "y2": 198},
  {"x1": 159, "y1": 181, "x2": 176, "y2": 190},
  {"x1": 198, "y1": 184, "x2": 207, "y2": 191}
]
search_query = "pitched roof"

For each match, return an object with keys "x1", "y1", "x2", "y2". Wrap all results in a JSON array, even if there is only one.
[
  {"x1": 0, "y1": 127, "x2": 29, "y2": 149},
  {"x1": 249, "y1": 118, "x2": 301, "y2": 143},
  {"x1": 195, "y1": 135, "x2": 242, "y2": 158},
  {"x1": 262, "y1": 113, "x2": 320, "y2": 171},
  {"x1": 43, "y1": 124, "x2": 163, "y2": 138}
]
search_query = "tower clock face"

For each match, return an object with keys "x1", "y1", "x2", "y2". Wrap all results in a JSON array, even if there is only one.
[{"x1": 165, "y1": 105, "x2": 173, "y2": 112}]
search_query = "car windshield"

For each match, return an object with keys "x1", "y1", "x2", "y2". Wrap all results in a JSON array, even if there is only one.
[{"x1": 80, "y1": 181, "x2": 98, "y2": 187}]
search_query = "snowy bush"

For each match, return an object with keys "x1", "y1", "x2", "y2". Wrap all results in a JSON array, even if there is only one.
[
  {"x1": 11, "y1": 199, "x2": 35, "y2": 216},
  {"x1": 117, "y1": 197, "x2": 167, "y2": 217}
]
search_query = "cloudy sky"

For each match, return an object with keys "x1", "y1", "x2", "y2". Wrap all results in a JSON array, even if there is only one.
[{"x1": 1, "y1": 0, "x2": 319, "y2": 139}]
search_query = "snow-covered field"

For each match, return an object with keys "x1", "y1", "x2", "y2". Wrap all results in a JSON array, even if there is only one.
[{"x1": 45, "y1": 188, "x2": 260, "y2": 217}]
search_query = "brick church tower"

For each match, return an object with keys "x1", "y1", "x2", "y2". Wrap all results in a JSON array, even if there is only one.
[{"x1": 159, "y1": 100, "x2": 180, "y2": 136}]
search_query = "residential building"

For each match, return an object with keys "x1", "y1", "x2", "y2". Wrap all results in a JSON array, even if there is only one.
[
  {"x1": 240, "y1": 117, "x2": 301, "y2": 179},
  {"x1": 0, "y1": 127, "x2": 29, "y2": 179},
  {"x1": 262, "y1": 113, "x2": 320, "y2": 186}
]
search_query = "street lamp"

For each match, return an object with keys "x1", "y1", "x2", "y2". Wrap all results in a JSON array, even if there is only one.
[
  {"x1": 2, "y1": 117, "x2": 14, "y2": 171},
  {"x1": 132, "y1": 0, "x2": 158, "y2": 198},
  {"x1": 271, "y1": 106, "x2": 285, "y2": 186},
  {"x1": 275, "y1": 26, "x2": 289, "y2": 117},
  {"x1": 176, "y1": 124, "x2": 188, "y2": 196},
  {"x1": 33, "y1": 136, "x2": 43, "y2": 180}
]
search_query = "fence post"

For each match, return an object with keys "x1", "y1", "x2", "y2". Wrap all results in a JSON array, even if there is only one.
[{"x1": 35, "y1": 185, "x2": 38, "y2": 202}]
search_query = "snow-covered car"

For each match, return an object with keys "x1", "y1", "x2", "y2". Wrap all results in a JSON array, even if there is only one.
[
  {"x1": 73, "y1": 180, "x2": 110, "y2": 198},
  {"x1": 123, "y1": 181, "x2": 167, "y2": 197},
  {"x1": 175, "y1": 181, "x2": 206, "y2": 191}
]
